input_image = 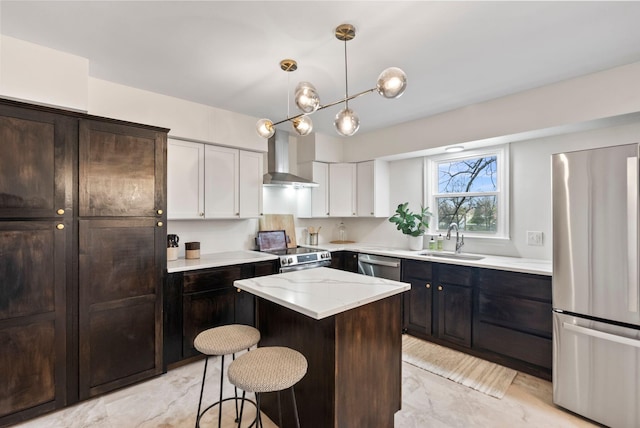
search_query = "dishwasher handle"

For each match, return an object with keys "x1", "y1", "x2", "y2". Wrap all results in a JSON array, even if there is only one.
[{"x1": 359, "y1": 258, "x2": 400, "y2": 268}]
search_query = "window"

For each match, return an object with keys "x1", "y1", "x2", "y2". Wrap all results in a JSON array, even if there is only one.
[{"x1": 426, "y1": 145, "x2": 509, "y2": 238}]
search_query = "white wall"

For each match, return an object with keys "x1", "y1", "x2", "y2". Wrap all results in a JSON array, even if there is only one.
[
  {"x1": 0, "y1": 35, "x2": 88, "y2": 111},
  {"x1": 341, "y1": 61, "x2": 640, "y2": 162}
]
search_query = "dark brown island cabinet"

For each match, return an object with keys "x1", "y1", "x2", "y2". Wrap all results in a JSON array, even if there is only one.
[
  {"x1": 402, "y1": 259, "x2": 552, "y2": 380},
  {"x1": 0, "y1": 98, "x2": 168, "y2": 426}
]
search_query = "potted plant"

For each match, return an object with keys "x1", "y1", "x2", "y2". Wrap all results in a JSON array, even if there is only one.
[{"x1": 388, "y1": 202, "x2": 432, "y2": 250}]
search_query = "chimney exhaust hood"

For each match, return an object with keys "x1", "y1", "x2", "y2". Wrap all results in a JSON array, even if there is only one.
[{"x1": 263, "y1": 131, "x2": 318, "y2": 187}]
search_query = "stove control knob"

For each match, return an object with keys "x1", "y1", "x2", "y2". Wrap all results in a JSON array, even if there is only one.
[
  {"x1": 280, "y1": 258, "x2": 288, "y2": 265},
  {"x1": 288, "y1": 257, "x2": 294, "y2": 264}
]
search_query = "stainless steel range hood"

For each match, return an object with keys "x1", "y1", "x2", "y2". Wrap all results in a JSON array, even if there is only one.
[{"x1": 263, "y1": 130, "x2": 318, "y2": 187}]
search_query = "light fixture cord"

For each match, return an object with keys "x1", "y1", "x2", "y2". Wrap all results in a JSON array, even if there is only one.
[
  {"x1": 287, "y1": 69, "x2": 291, "y2": 118},
  {"x1": 343, "y1": 37, "x2": 349, "y2": 109}
]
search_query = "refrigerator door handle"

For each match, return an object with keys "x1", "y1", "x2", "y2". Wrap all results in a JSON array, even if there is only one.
[
  {"x1": 563, "y1": 322, "x2": 640, "y2": 348},
  {"x1": 627, "y1": 157, "x2": 639, "y2": 313}
]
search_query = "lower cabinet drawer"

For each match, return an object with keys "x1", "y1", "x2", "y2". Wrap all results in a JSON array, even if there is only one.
[
  {"x1": 474, "y1": 322, "x2": 552, "y2": 369},
  {"x1": 477, "y1": 291, "x2": 552, "y2": 338}
]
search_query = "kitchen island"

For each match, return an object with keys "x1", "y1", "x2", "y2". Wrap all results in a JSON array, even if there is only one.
[{"x1": 234, "y1": 267, "x2": 410, "y2": 428}]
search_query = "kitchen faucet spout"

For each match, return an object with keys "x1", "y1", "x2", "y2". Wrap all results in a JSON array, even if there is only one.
[{"x1": 446, "y1": 223, "x2": 465, "y2": 254}]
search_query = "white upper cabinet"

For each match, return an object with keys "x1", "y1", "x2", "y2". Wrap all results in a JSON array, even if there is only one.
[
  {"x1": 167, "y1": 139, "x2": 263, "y2": 219},
  {"x1": 205, "y1": 145, "x2": 240, "y2": 218},
  {"x1": 239, "y1": 150, "x2": 264, "y2": 218},
  {"x1": 167, "y1": 139, "x2": 205, "y2": 219},
  {"x1": 329, "y1": 163, "x2": 356, "y2": 217},
  {"x1": 357, "y1": 160, "x2": 390, "y2": 217},
  {"x1": 297, "y1": 161, "x2": 329, "y2": 218}
]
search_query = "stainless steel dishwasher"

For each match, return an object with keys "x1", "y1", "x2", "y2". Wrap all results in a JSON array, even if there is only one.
[{"x1": 358, "y1": 253, "x2": 401, "y2": 281}]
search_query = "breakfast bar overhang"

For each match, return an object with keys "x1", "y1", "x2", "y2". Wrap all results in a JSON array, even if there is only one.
[{"x1": 234, "y1": 267, "x2": 410, "y2": 428}]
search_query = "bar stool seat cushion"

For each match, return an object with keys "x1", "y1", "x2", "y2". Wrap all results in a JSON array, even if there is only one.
[
  {"x1": 228, "y1": 347, "x2": 308, "y2": 393},
  {"x1": 194, "y1": 324, "x2": 260, "y2": 356}
]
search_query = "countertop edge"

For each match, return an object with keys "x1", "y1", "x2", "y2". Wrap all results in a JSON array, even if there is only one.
[
  {"x1": 165, "y1": 245, "x2": 552, "y2": 276},
  {"x1": 302, "y1": 244, "x2": 552, "y2": 276},
  {"x1": 167, "y1": 250, "x2": 279, "y2": 273}
]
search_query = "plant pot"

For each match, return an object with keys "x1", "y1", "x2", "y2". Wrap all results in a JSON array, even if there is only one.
[{"x1": 407, "y1": 235, "x2": 424, "y2": 251}]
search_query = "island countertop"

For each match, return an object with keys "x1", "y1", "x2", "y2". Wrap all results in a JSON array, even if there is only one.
[{"x1": 234, "y1": 267, "x2": 410, "y2": 320}]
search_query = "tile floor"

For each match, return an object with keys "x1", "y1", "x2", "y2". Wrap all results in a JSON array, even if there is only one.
[{"x1": 13, "y1": 355, "x2": 599, "y2": 428}]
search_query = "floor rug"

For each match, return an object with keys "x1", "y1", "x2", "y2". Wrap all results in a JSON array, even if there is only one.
[{"x1": 402, "y1": 335, "x2": 517, "y2": 399}]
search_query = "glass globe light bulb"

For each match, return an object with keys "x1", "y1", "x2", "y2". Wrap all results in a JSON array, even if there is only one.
[
  {"x1": 376, "y1": 67, "x2": 407, "y2": 99},
  {"x1": 294, "y1": 82, "x2": 320, "y2": 113},
  {"x1": 292, "y1": 115, "x2": 313, "y2": 136},
  {"x1": 334, "y1": 107, "x2": 360, "y2": 137},
  {"x1": 256, "y1": 118, "x2": 275, "y2": 138}
]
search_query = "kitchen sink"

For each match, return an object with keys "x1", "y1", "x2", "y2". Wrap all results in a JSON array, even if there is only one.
[{"x1": 419, "y1": 251, "x2": 485, "y2": 261}]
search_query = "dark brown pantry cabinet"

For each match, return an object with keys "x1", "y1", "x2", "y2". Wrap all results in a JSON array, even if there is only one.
[
  {"x1": 77, "y1": 120, "x2": 166, "y2": 400},
  {"x1": 0, "y1": 98, "x2": 168, "y2": 426},
  {"x1": 0, "y1": 104, "x2": 75, "y2": 425}
]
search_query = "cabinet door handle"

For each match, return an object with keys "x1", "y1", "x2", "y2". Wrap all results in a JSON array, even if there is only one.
[
  {"x1": 56, "y1": 223, "x2": 65, "y2": 230},
  {"x1": 426, "y1": 283, "x2": 431, "y2": 289},
  {"x1": 157, "y1": 209, "x2": 163, "y2": 215},
  {"x1": 200, "y1": 212, "x2": 205, "y2": 217},
  {"x1": 237, "y1": 288, "x2": 241, "y2": 293},
  {"x1": 438, "y1": 285, "x2": 443, "y2": 291},
  {"x1": 57, "y1": 208, "x2": 65, "y2": 215},
  {"x1": 157, "y1": 221, "x2": 163, "y2": 227}
]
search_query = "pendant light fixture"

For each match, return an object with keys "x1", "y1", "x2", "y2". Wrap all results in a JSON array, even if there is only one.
[{"x1": 256, "y1": 23, "x2": 407, "y2": 139}]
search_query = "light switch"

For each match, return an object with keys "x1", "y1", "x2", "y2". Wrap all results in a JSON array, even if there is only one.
[{"x1": 527, "y1": 231, "x2": 543, "y2": 246}]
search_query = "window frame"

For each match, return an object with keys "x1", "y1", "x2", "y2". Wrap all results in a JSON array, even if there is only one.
[{"x1": 424, "y1": 144, "x2": 510, "y2": 239}]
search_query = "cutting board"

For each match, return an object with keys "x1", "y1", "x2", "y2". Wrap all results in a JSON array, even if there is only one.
[{"x1": 259, "y1": 214, "x2": 297, "y2": 248}]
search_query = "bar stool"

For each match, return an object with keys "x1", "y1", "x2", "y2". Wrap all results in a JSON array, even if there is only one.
[
  {"x1": 194, "y1": 324, "x2": 261, "y2": 428},
  {"x1": 228, "y1": 346, "x2": 308, "y2": 428}
]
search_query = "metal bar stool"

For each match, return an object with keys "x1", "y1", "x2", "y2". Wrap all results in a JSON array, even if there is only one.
[
  {"x1": 228, "y1": 346, "x2": 308, "y2": 428},
  {"x1": 194, "y1": 324, "x2": 261, "y2": 428}
]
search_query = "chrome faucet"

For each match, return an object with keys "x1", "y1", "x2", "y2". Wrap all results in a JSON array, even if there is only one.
[{"x1": 446, "y1": 222, "x2": 465, "y2": 253}]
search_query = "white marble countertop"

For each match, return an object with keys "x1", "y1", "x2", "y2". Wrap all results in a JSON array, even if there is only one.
[
  {"x1": 234, "y1": 267, "x2": 410, "y2": 320},
  {"x1": 302, "y1": 243, "x2": 552, "y2": 276},
  {"x1": 167, "y1": 250, "x2": 278, "y2": 273},
  {"x1": 166, "y1": 244, "x2": 551, "y2": 276}
]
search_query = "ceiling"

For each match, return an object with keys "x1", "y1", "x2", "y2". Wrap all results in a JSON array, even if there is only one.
[{"x1": 2, "y1": 1, "x2": 640, "y2": 137}]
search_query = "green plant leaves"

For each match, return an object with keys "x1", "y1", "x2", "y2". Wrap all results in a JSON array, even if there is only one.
[{"x1": 388, "y1": 202, "x2": 432, "y2": 236}]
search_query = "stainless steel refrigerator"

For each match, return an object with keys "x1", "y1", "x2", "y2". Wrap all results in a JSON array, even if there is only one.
[{"x1": 552, "y1": 143, "x2": 640, "y2": 428}]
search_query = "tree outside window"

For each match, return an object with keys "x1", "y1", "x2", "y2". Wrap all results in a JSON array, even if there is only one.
[{"x1": 436, "y1": 155, "x2": 498, "y2": 233}]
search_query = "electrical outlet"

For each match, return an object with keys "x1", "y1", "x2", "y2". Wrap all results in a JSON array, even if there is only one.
[{"x1": 527, "y1": 231, "x2": 543, "y2": 246}]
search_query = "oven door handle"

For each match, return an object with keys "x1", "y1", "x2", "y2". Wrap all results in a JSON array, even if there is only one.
[{"x1": 279, "y1": 260, "x2": 331, "y2": 273}]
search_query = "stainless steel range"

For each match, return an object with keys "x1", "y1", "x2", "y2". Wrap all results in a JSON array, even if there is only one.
[{"x1": 256, "y1": 230, "x2": 331, "y2": 272}]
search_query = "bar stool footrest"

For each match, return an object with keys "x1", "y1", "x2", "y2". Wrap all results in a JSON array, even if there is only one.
[{"x1": 196, "y1": 396, "x2": 257, "y2": 427}]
